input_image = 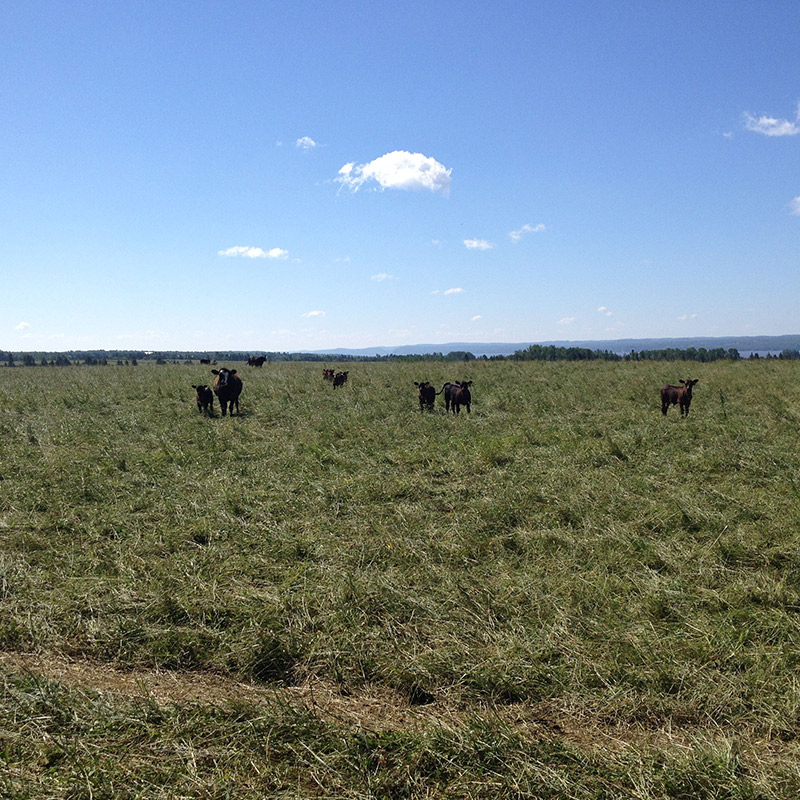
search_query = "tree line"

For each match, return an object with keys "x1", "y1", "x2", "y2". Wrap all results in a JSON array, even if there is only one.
[{"x1": 4, "y1": 347, "x2": 800, "y2": 367}]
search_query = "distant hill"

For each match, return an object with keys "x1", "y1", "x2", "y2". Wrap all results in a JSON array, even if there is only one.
[{"x1": 307, "y1": 335, "x2": 800, "y2": 358}]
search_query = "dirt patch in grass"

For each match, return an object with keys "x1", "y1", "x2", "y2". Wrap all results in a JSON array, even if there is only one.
[{"x1": 2, "y1": 649, "x2": 794, "y2": 767}]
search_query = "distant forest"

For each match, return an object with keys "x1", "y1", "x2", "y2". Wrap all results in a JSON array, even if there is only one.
[{"x1": 3, "y1": 346, "x2": 800, "y2": 367}]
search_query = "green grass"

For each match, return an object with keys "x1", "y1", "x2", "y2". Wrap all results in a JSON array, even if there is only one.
[{"x1": 1, "y1": 359, "x2": 800, "y2": 797}]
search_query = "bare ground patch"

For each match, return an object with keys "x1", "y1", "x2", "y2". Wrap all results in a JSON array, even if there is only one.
[{"x1": 2, "y1": 649, "x2": 796, "y2": 770}]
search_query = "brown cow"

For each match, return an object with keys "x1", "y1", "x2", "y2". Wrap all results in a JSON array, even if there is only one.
[
  {"x1": 661, "y1": 378, "x2": 698, "y2": 416},
  {"x1": 440, "y1": 381, "x2": 473, "y2": 414},
  {"x1": 322, "y1": 368, "x2": 335, "y2": 381},
  {"x1": 248, "y1": 355, "x2": 267, "y2": 367},
  {"x1": 191, "y1": 384, "x2": 214, "y2": 415},
  {"x1": 414, "y1": 381, "x2": 436, "y2": 412},
  {"x1": 332, "y1": 370, "x2": 349, "y2": 389},
  {"x1": 211, "y1": 368, "x2": 243, "y2": 416}
]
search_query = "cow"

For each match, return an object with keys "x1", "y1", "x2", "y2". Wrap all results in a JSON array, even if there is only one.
[
  {"x1": 414, "y1": 381, "x2": 436, "y2": 412},
  {"x1": 439, "y1": 381, "x2": 473, "y2": 414},
  {"x1": 661, "y1": 378, "x2": 699, "y2": 416},
  {"x1": 199, "y1": 358, "x2": 211, "y2": 365},
  {"x1": 191, "y1": 384, "x2": 214, "y2": 415},
  {"x1": 322, "y1": 368, "x2": 335, "y2": 381},
  {"x1": 248, "y1": 355, "x2": 267, "y2": 367},
  {"x1": 211, "y1": 368, "x2": 243, "y2": 416},
  {"x1": 332, "y1": 370, "x2": 349, "y2": 389}
]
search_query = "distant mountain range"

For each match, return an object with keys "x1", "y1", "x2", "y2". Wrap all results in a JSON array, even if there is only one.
[{"x1": 308, "y1": 335, "x2": 800, "y2": 358}]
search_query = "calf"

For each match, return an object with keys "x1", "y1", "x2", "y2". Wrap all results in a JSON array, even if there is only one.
[
  {"x1": 333, "y1": 370, "x2": 349, "y2": 389},
  {"x1": 661, "y1": 378, "x2": 699, "y2": 416},
  {"x1": 322, "y1": 368, "x2": 335, "y2": 381},
  {"x1": 440, "y1": 381, "x2": 473, "y2": 414},
  {"x1": 414, "y1": 381, "x2": 436, "y2": 412},
  {"x1": 191, "y1": 384, "x2": 214, "y2": 415},
  {"x1": 211, "y1": 368, "x2": 243, "y2": 416}
]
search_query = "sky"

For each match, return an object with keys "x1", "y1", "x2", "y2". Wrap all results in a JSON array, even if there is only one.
[{"x1": 2, "y1": 0, "x2": 799, "y2": 352}]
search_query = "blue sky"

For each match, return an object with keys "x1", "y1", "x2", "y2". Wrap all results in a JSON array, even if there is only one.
[{"x1": 2, "y1": 0, "x2": 799, "y2": 352}]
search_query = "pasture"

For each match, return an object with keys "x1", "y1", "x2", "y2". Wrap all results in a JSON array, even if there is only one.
[{"x1": 1, "y1": 359, "x2": 799, "y2": 798}]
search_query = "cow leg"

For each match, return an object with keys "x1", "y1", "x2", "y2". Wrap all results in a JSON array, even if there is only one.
[{"x1": 220, "y1": 399, "x2": 228, "y2": 416}]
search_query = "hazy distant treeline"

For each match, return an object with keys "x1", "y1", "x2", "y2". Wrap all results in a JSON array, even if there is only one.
[{"x1": 3, "y1": 346, "x2": 800, "y2": 366}]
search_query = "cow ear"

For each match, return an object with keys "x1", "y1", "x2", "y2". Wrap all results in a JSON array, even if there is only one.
[
  {"x1": 692, "y1": 379, "x2": 699, "y2": 385},
  {"x1": 679, "y1": 379, "x2": 686, "y2": 384},
  {"x1": 230, "y1": 369, "x2": 237, "y2": 375},
  {"x1": 211, "y1": 369, "x2": 219, "y2": 375},
  {"x1": 414, "y1": 382, "x2": 420, "y2": 386}
]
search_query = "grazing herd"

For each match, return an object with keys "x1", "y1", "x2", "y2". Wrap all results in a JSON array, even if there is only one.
[{"x1": 191, "y1": 360, "x2": 700, "y2": 420}]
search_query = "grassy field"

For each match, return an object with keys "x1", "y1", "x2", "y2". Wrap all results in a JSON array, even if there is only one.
[{"x1": 1, "y1": 359, "x2": 799, "y2": 798}]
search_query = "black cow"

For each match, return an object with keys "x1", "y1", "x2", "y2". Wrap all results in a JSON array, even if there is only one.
[
  {"x1": 212, "y1": 368, "x2": 243, "y2": 416},
  {"x1": 414, "y1": 381, "x2": 436, "y2": 412},
  {"x1": 191, "y1": 384, "x2": 214, "y2": 415},
  {"x1": 248, "y1": 355, "x2": 267, "y2": 367},
  {"x1": 439, "y1": 381, "x2": 473, "y2": 414},
  {"x1": 333, "y1": 371, "x2": 349, "y2": 389},
  {"x1": 661, "y1": 378, "x2": 699, "y2": 416}
]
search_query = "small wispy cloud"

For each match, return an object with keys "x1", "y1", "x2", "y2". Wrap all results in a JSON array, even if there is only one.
[
  {"x1": 336, "y1": 150, "x2": 452, "y2": 193},
  {"x1": 15, "y1": 321, "x2": 31, "y2": 331},
  {"x1": 296, "y1": 136, "x2": 317, "y2": 150},
  {"x1": 678, "y1": 313, "x2": 698, "y2": 321},
  {"x1": 464, "y1": 239, "x2": 494, "y2": 250},
  {"x1": 218, "y1": 246, "x2": 289, "y2": 259},
  {"x1": 789, "y1": 196, "x2": 800, "y2": 216},
  {"x1": 509, "y1": 223, "x2": 546, "y2": 242},
  {"x1": 744, "y1": 103, "x2": 800, "y2": 136},
  {"x1": 471, "y1": 315, "x2": 482, "y2": 321},
  {"x1": 558, "y1": 317, "x2": 575, "y2": 325},
  {"x1": 302, "y1": 310, "x2": 326, "y2": 318},
  {"x1": 371, "y1": 273, "x2": 394, "y2": 281},
  {"x1": 597, "y1": 306, "x2": 613, "y2": 317},
  {"x1": 444, "y1": 287, "x2": 464, "y2": 295}
]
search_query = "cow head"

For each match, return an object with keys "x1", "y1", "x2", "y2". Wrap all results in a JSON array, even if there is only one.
[
  {"x1": 680, "y1": 378, "x2": 699, "y2": 394},
  {"x1": 211, "y1": 368, "x2": 236, "y2": 386}
]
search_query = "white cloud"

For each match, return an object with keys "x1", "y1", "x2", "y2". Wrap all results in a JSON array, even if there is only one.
[
  {"x1": 744, "y1": 104, "x2": 800, "y2": 136},
  {"x1": 296, "y1": 136, "x2": 317, "y2": 150},
  {"x1": 509, "y1": 223, "x2": 546, "y2": 242},
  {"x1": 336, "y1": 150, "x2": 452, "y2": 193},
  {"x1": 218, "y1": 246, "x2": 289, "y2": 259},
  {"x1": 15, "y1": 321, "x2": 31, "y2": 330},
  {"x1": 371, "y1": 273, "x2": 394, "y2": 281},
  {"x1": 678, "y1": 313, "x2": 698, "y2": 321},
  {"x1": 464, "y1": 238, "x2": 494, "y2": 250},
  {"x1": 790, "y1": 196, "x2": 800, "y2": 216},
  {"x1": 558, "y1": 317, "x2": 575, "y2": 325},
  {"x1": 302, "y1": 310, "x2": 326, "y2": 318},
  {"x1": 597, "y1": 306, "x2": 612, "y2": 317},
  {"x1": 444, "y1": 287, "x2": 464, "y2": 295},
  {"x1": 471, "y1": 315, "x2": 482, "y2": 321}
]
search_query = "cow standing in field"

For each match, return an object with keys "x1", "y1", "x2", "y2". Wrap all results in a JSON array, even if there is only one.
[
  {"x1": 248, "y1": 355, "x2": 267, "y2": 367},
  {"x1": 322, "y1": 368, "x2": 335, "y2": 382},
  {"x1": 212, "y1": 368, "x2": 243, "y2": 416},
  {"x1": 414, "y1": 381, "x2": 436, "y2": 412},
  {"x1": 191, "y1": 384, "x2": 214, "y2": 415},
  {"x1": 332, "y1": 371, "x2": 349, "y2": 389},
  {"x1": 661, "y1": 378, "x2": 699, "y2": 416},
  {"x1": 439, "y1": 381, "x2": 473, "y2": 414}
]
